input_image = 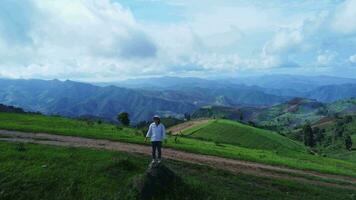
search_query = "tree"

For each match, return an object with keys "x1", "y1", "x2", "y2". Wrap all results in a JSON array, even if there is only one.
[
  {"x1": 345, "y1": 134, "x2": 353, "y2": 151},
  {"x1": 345, "y1": 115, "x2": 353, "y2": 124},
  {"x1": 334, "y1": 127, "x2": 344, "y2": 139},
  {"x1": 313, "y1": 127, "x2": 325, "y2": 144},
  {"x1": 239, "y1": 113, "x2": 244, "y2": 121},
  {"x1": 184, "y1": 113, "x2": 191, "y2": 121},
  {"x1": 303, "y1": 124, "x2": 315, "y2": 147},
  {"x1": 118, "y1": 112, "x2": 130, "y2": 126}
]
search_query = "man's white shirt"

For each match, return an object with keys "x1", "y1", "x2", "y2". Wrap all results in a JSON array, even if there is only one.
[{"x1": 146, "y1": 123, "x2": 166, "y2": 142}]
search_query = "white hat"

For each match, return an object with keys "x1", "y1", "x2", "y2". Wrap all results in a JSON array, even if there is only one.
[{"x1": 153, "y1": 115, "x2": 160, "y2": 119}]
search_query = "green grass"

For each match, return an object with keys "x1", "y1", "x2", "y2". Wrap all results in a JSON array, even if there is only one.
[
  {"x1": 183, "y1": 119, "x2": 306, "y2": 153},
  {"x1": 1, "y1": 113, "x2": 356, "y2": 177},
  {"x1": 326, "y1": 135, "x2": 356, "y2": 163},
  {"x1": 1, "y1": 141, "x2": 355, "y2": 200}
]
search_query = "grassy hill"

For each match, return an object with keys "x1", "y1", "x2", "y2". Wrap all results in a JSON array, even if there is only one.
[
  {"x1": 327, "y1": 98, "x2": 356, "y2": 114},
  {"x1": 310, "y1": 115, "x2": 356, "y2": 163},
  {"x1": 192, "y1": 98, "x2": 356, "y2": 134},
  {"x1": 1, "y1": 141, "x2": 354, "y2": 200},
  {"x1": 1, "y1": 112, "x2": 356, "y2": 177},
  {"x1": 182, "y1": 119, "x2": 306, "y2": 153},
  {"x1": 254, "y1": 98, "x2": 326, "y2": 130}
]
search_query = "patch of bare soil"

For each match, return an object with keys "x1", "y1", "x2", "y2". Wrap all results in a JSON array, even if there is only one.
[{"x1": 168, "y1": 119, "x2": 211, "y2": 135}]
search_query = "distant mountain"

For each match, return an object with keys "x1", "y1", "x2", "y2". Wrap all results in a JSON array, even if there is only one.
[
  {"x1": 1, "y1": 76, "x2": 355, "y2": 123},
  {"x1": 0, "y1": 79, "x2": 196, "y2": 122},
  {"x1": 0, "y1": 104, "x2": 26, "y2": 114},
  {"x1": 306, "y1": 84, "x2": 356, "y2": 102},
  {"x1": 0, "y1": 78, "x2": 288, "y2": 123},
  {"x1": 140, "y1": 86, "x2": 288, "y2": 107},
  {"x1": 98, "y1": 76, "x2": 222, "y2": 89},
  {"x1": 99, "y1": 75, "x2": 356, "y2": 102},
  {"x1": 229, "y1": 75, "x2": 356, "y2": 92}
]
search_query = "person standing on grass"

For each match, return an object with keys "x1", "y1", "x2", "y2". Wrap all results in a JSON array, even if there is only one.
[{"x1": 145, "y1": 115, "x2": 166, "y2": 164}]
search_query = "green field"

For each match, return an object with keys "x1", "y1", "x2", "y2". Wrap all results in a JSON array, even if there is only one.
[
  {"x1": 1, "y1": 113, "x2": 356, "y2": 177},
  {"x1": 1, "y1": 141, "x2": 355, "y2": 200},
  {"x1": 183, "y1": 119, "x2": 306, "y2": 153}
]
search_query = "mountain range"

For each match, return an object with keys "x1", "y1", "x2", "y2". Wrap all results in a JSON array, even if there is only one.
[{"x1": 0, "y1": 75, "x2": 356, "y2": 123}]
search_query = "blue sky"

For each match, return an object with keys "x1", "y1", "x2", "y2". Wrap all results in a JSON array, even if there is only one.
[{"x1": 0, "y1": 0, "x2": 355, "y2": 81}]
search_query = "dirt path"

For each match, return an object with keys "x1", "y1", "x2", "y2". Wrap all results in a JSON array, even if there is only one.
[
  {"x1": 168, "y1": 119, "x2": 211, "y2": 135},
  {"x1": 1, "y1": 129, "x2": 356, "y2": 190}
]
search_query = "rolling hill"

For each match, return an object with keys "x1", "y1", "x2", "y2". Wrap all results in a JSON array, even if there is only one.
[{"x1": 180, "y1": 119, "x2": 306, "y2": 153}]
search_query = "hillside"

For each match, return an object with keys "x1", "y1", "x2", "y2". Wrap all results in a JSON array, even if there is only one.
[
  {"x1": 254, "y1": 98, "x2": 327, "y2": 129},
  {"x1": 192, "y1": 106, "x2": 244, "y2": 120},
  {"x1": 306, "y1": 84, "x2": 356, "y2": 102},
  {"x1": 327, "y1": 98, "x2": 356, "y2": 114},
  {"x1": 181, "y1": 119, "x2": 306, "y2": 153},
  {"x1": 192, "y1": 105, "x2": 262, "y2": 122},
  {"x1": 0, "y1": 104, "x2": 27, "y2": 113},
  {"x1": 1, "y1": 112, "x2": 356, "y2": 177},
  {"x1": 2, "y1": 77, "x2": 356, "y2": 124},
  {"x1": 0, "y1": 78, "x2": 290, "y2": 123},
  {"x1": 310, "y1": 114, "x2": 356, "y2": 163},
  {"x1": 1, "y1": 141, "x2": 354, "y2": 200},
  {"x1": 0, "y1": 79, "x2": 196, "y2": 123}
]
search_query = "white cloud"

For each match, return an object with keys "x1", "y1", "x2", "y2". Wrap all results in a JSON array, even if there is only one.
[
  {"x1": 258, "y1": 0, "x2": 356, "y2": 70},
  {"x1": 0, "y1": 0, "x2": 355, "y2": 80},
  {"x1": 317, "y1": 51, "x2": 336, "y2": 66},
  {"x1": 331, "y1": 0, "x2": 356, "y2": 34},
  {"x1": 0, "y1": 0, "x2": 160, "y2": 80},
  {"x1": 350, "y1": 54, "x2": 356, "y2": 63}
]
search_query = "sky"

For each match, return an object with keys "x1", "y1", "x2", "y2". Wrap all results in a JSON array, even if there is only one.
[{"x1": 0, "y1": 0, "x2": 356, "y2": 81}]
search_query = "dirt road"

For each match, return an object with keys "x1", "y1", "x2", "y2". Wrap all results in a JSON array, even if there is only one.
[{"x1": 0, "y1": 129, "x2": 355, "y2": 190}]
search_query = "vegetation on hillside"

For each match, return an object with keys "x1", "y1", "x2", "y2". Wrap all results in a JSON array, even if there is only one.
[
  {"x1": 1, "y1": 141, "x2": 355, "y2": 200},
  {"x1": 300, "y1": 114, "x2": 356, "y2": 162},
  {"x1": 182, "y1": 119, "x2": 306, "y2": 153},
  {"x1": 1, "y1": 113, "x2": 356, "y2": 177}
]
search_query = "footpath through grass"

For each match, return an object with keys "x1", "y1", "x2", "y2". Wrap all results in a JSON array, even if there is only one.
[
  {"x1": 1, "y1": 141, "x2": 355, "y2": 200},
  {"x1": 1, "y1": 113, "x2": 356, "y2": 177}
]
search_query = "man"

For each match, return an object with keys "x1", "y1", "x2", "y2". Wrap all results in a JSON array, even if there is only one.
[{"x1": 145, "y1": 115, "x2": 166, "y2": 164}]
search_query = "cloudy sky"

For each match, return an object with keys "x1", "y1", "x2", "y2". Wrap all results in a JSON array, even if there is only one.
[{"x1": 0, "y1": 0, "x2": 356, "y2": 81}]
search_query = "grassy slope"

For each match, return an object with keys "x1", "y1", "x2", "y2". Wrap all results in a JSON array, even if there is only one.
[
  {"x1": 321, "y1": 120, "x2": 356, "y2": 163},
  {"x1": 183, "y1": 119, "x2": 306, "y2": 153},
  {"x1": 1, "y1": 141, "x2": 355, "y2": 200},
  {"x1": 327, "y1": 98, "x2": 356, "y2": 113},
  {"x1": 1, "y1": 113, "x2": 356, "y2": 177},
  {"x1": 316, "y1": 117, "x2": 356, "y2": 163}
]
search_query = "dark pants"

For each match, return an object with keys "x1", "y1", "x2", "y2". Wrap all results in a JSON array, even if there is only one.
[{"x1": 151, "y1": 141, "x2": 162, "y2": 159}]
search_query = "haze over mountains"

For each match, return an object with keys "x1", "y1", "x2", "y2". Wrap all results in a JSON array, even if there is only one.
[{"x1": 1, "y1": 75, "x2": 356, "y2": 123}]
